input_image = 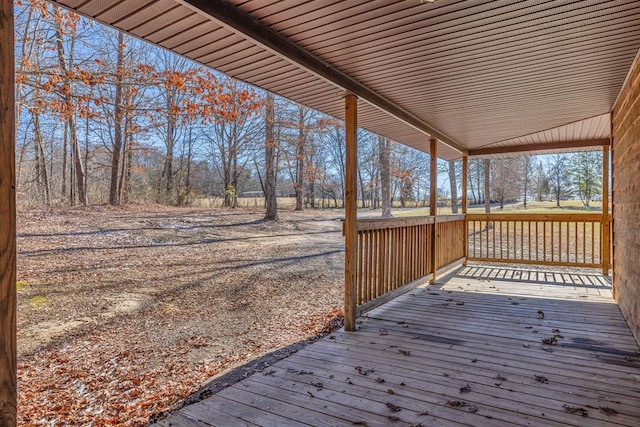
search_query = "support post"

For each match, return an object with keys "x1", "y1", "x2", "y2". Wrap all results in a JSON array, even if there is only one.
[
  {"x1": 602, "y1": 145, "x2": 610, "y2": 275},
  {"x1": 344, "y1": 93, "x2": 358, "y2": 332},
  {"x1": 0, "y1": 1, "x2": 17, "y2": 425},
  {"x1": 462, "y1": 155, "x2": 468, "y2": 263},
  {"x1": 430, "y1": 138, "x2": 438, "y2": 284}
]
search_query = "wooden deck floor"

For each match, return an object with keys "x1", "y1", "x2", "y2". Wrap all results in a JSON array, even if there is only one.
[{"x1": 155, "y1": 266, "x2": 640, "y2": 427}]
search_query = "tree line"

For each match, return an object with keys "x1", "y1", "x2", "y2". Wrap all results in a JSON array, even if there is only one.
[
  {"x1": 460, "y1": 152, "x2": 604, "y2": 212},
  {"x1": 14, "y1": 1, "x2": 604, "y2": 217}
]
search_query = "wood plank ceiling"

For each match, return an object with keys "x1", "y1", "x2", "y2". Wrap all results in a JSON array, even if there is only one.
[{"x1": 50, "y1": 0, "x2": 640, "y2": 159}]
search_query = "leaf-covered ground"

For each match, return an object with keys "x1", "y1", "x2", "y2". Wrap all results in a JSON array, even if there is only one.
[{"x1": 16, "y1": 205, "x2": 345, "y2": 426}]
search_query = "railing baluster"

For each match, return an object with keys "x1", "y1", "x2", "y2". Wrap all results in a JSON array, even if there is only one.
[
  {"x1": 573, "y1": 221, "x2": 580, "y2": 263},
  {"x1": 367, "y1": 230, "x2": 373, "y2": 303},
  {"x1": 357, "y1": 231, "x2": 363, "y2": 305},
  {"x1": 520, "y1": 220, "x2": 523, "y2": 260},
  {"x1": 543, "y1": 221, "x2": 547, "y2": 263},
  {"x1": 582, "y1": 221, "x2": 587, "y2": 264},
  {"x1": 487, "y1": 221, "x2": 496, "y2": 258},
  {"x1": 486, "y1": 220, "x2": 490, "y2": 260},
  {"x1": 558, "y1": 221, "x2": 562, "y2": 263},
  {"x1": 591, "y1": 221, "x2": 596, "y2": 265},
  {"x1": 506, "y1": 221, "x2": 510, "y2": 259},
  {"x1": 527, "y1": 221, "x2": 531, "y2": 261},
  {"x1": 568, "y1": 221, "x2": 571, "y2": 263},
  {"x1": 479, "y1": 220, "x2": 483, "y2": 259},
  {"x1": 464, "y1": 214, "x2": 605, "y2": 269}
]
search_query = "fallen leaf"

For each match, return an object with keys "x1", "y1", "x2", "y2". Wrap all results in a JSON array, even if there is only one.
[
  {"x1": 534, "y1": 375, "x2": 549, "y2": 384},
  {"x1": 386, "y1": 402, "x2": 402, "y2": 413},
  {"x1": 563, "y1": 404, "x2": 588, "y2": 417}
]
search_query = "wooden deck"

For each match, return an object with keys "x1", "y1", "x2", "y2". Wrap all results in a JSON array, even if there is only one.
[{"x1": 155, "y1": 266, "x2": 640, "y2": 427}]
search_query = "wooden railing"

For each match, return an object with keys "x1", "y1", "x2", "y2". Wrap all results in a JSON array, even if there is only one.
[
  {"x1": 466, "y1": 213, "x2": 610, "y2": 269},
  {"x1": 352, "y1": 215, "x2": 465, "y2": 314},
  {"x1": 437, "y1": 215, "x2": 466, "y2": 270},
  {"x1": 346, "y1": 212, "x2": 611, "y2": 320}
]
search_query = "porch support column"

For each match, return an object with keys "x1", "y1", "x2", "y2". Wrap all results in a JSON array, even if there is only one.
[
  {"x1": 0, "y1": 0, "x2": 17, "y2": 425},
  {"x1": 462, "y1": 155, "x2": 468, "y2": 263},
  {"x1": 344, "y1": 93, "x2": 358, "y2": 332},
  {"x1": 602, "y1": 145, "x2": 610, "y2": 276},
  {"x1": 430, "y1": 138, "x2": 438, "y2": 284}
]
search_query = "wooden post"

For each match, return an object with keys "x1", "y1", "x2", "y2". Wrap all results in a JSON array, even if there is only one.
[
  {"x1": 462, "y1": 155, "x2": 468, "y2": 264},
  {"x1": 344, "y1": 93, "x2": 358, "y2": 332},
  {"x1": 602, "y1": 145, "x2": 610, "y2": 275},
  {"x1": 430, "y1": 138, "x2": 438, "y2": 284},
  {"x1": 0, "y1": 1, "x2": 17, "y2": 425}
]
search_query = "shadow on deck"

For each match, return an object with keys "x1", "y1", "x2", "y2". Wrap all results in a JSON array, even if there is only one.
[{"x1": 154, "y1": 266, "x2": 640, "y2": 427}]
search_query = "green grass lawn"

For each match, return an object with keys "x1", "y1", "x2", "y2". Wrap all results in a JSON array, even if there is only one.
[{"x1": 395, "y1": 200, "x2": 607, "y2": 217}]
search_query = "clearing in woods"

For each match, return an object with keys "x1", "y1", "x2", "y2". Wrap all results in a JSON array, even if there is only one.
[{"x1": 16, "y1": 205, "x2": 345, "y2": 426}]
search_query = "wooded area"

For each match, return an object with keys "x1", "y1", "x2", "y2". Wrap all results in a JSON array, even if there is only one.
[{"x1": 13, "y1": 1, "x2": 606, "y2": 214}]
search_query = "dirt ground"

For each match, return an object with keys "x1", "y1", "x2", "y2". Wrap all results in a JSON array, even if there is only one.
[{"x1": 15, "y1": 205, "x2": 346, "y2": 426}]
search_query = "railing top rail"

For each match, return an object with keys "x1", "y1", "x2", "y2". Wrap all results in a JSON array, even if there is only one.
[
  {"x1": 466, "y1": 213, "x2": 605, "y2": 221},
  {"x1": 355, "y1": 215, "x2": 434, "y2": 231},
  {"x1": 436, "y1": 214, "x2": 465, "y2": 223},
  {"x1": 352, "y1": 214, "x2": 466, "y2": 232}
]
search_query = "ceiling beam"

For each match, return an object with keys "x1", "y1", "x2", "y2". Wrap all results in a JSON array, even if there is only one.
[
  {"x1": 178, "y1": 0, "x2": 466, "y2": 155},
  {"x1": 468, "y1": 139, "x2": 610, "y2": 157}
]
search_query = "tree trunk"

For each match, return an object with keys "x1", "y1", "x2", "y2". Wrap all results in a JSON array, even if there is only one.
[
  {"x1": 109, "y1": 32, "x2": 125, "y2": 206},
  {"x1": 54, "y1": 22, "x2": 86, "y2": 206},
  {"x1": 378, "y1": 136, "x2": 392, "y2": 217},
  {"x1": 483, "y1": 159, "x2": 491, "y2": 214},
  {"x1": 70, "y1": 115, "x2": 87, "y2": 206},
  {"x1": 523, "y1": 175, "x2": 528, "y2": 209},
  {"x1": 358, "y1": 165, "x2": 367, "y2": 208},
  {"x1": 448, "y1": 160, "x2": 458, "y2": 214},
  {"x1": 118, "y1": 106, "x2": 131, "y2": 204},
  {"x1": 61, "y1": 122, "x2": 67, "y2": 198},
  {"x1": 522, "y1": 158, "x2": 529, "y2": 209},
  {"x1": 186, "y1": 130, "x2": 193, "y2": 197},
  {"x1": 231, "y1": 137, "x2": 238, "y2": 208},
  {"x1": 33, "y1": 112, "x2": 50, "y2": 206},
  {"x1": 295, "y1": 109, "x2": 305, "y2": 211},
  {"x1": 162, "y1": 115, "x2": 175, "y2": 202}
]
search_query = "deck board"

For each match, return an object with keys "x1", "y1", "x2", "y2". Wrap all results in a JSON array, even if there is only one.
[{"x1": 155, "y1": 266, "x2": 640, "y2": 427}]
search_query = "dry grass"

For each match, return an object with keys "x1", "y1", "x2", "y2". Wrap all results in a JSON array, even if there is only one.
[
  {"x1": 398, "y1": 200, "x2": 606, "y2": 217},
  {"x1": 16, "y1": 205, "x2": 345, "y2": 426}
]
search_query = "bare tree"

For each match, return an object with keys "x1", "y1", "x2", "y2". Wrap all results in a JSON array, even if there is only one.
[
  {"x1": 264, "y1": 92, "x2": 278, "y2": 221},
  {"x1": 569, "y1": 151, "x2": 602, "y2": 207},
  {"x1": 491, "y1": 158, "x2": 521, "y2": 210},
  {"x1": 448, "y1": 160, "x2": 458, "y2": 213},
  {"x1": 533, "y1": 160, "x2": 550, "y2": 202},
  {"x1": 54, "y1": 9, "x2": 87, "y2": 206},
  {"x1": 548, "y1": 154, "x2": 572, "y2": 207},
  {"x1": 521, "y1": 156, "x2": 534, "y2": 209},
  {"x1": 378, "y1": 135, "x2": 392, "y2": 217},
  {"x1": 108, "y1": 31, "x2": 125, "y2": 205},
  {"x1": 483, "y1": 159, "x2": 491, "y2": 213}
]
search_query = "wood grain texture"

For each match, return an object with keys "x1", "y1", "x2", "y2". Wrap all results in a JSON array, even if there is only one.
[
  {"x1": 462, "y1": 155, "x2": 468, "y2": 263},
  {"x1": 429, "y1": 138, "x2": 437, "y2": 284},
  {"x1": 344, "y1": 93, "x2": 357, "y2": 332},
  {"x1": 155, "y1": 266, "x2": 638, "y2": 427},
  {"x1": 0, "y1": 1, "x2": 16, "y2": 425},
  {"x1": 468, "y1": 139, "x2": 610, "y2": 157},
  {"x1": 611, "y1": 51, "x2": 640, "y2": 345},
  {"x1": 601, "y1": 146, "x2": 610, "y2": 275}
]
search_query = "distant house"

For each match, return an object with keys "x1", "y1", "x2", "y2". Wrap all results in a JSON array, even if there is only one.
[{"x1": 239, "y1": 191, "x2": 264, "y2": 198}]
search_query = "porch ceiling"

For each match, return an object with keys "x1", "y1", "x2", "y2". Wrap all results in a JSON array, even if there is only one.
[{"x1": 50, "y1": 0, "x2": 640, "y2": 160}]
